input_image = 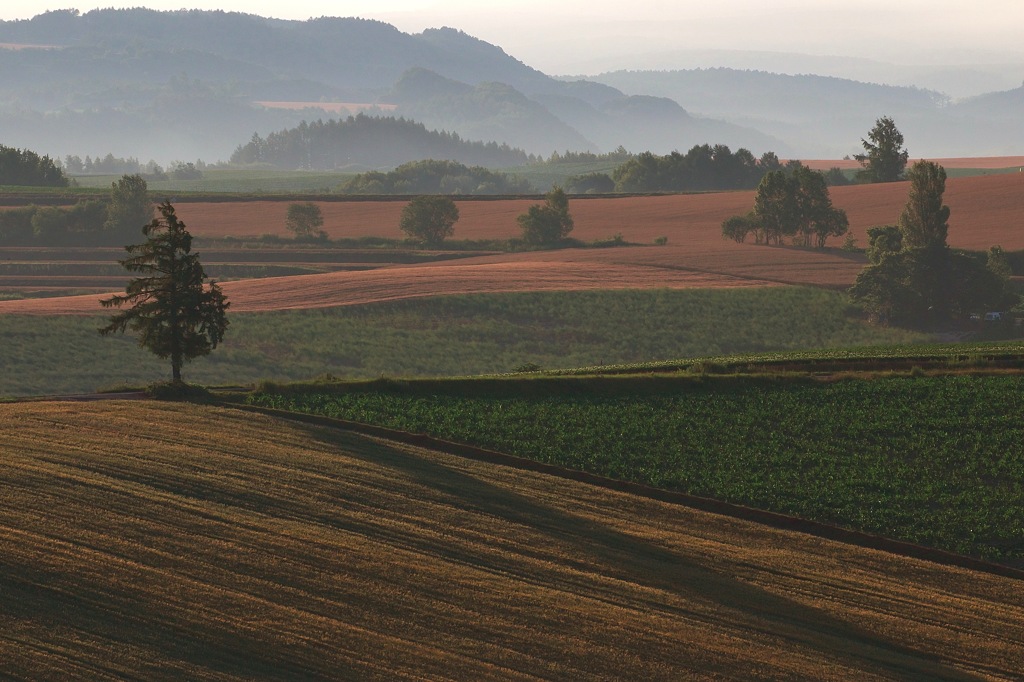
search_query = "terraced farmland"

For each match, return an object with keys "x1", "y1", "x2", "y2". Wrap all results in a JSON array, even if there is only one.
[{"x1": 3, "y1": 400, "x2": 1024, "y2": 679}]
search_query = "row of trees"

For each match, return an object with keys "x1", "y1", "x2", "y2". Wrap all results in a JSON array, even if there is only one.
[
  {"x1": 0, "y1": 174, "x2": 152, "y2": 245},
  {"x1": 611, "y1": 145, "x2": 786, "y2": 193},
  {"x1": 722, "y1": 164, "x2": 849, "y2": 247},
  {"x1": 0, "y1": 144, "x2": 68, "y2": 187},
  {"x1": 396, "y1": 187, "x2": 574, "y2": 247}
]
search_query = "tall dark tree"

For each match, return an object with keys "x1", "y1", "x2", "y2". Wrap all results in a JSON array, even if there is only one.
[
  {"x1": 100, "y1": 202, "x2": 229, "y2": 384},
  {"x1": 855, "y1": 116, "x2": 909, "y2": 183},
  {"x1": 752, "y1": 171, "x2": 796, "y2": 245},
  {"x1": 898, "y1": 160, "x2": 949, "y2": 249},
  {"x1": 850, "y1": 162, "x2": 1017, "y2": 326}
]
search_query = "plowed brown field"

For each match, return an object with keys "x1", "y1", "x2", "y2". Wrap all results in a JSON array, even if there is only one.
[
  {"x1": 2, "y1": 172, "x2": 1017, "y2": 315},
  {"x1": 0, "y1": 243, "x2": 870, "y2": 315},
  {"x1": 803, "y1": 157, "x2": 1024, "y2": 170},
  {"x1": 173, "y1": 172, "x2": 1024, "y2": 250},
  {"x1": 3, "y1": 400, "x2": 1023, "y2": 680}
]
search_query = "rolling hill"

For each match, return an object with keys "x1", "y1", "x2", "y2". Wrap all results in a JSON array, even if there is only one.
[{"x1": 3, "y1": 400, "x2": 1023, "y2": 679}]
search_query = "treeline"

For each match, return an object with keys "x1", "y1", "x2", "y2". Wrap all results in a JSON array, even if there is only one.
[
  {"x1": 340, "y1": 159, "x2": 532, "y2": 195},
  {"x1": 611, "y1": 145, "x2": 785, "y2": 192},
  {"x1": 0, "y1": 174, "x2": 151, "y2": 246},
  {"x1": 563, "y1": 145, "x2": 850, "y2": 194},
  {"x1": 231, "y1": 115, "x2": 534, "y2": 170},
  {"x1": 0, "y1": 144, "x2": 68, "y2": 187}
]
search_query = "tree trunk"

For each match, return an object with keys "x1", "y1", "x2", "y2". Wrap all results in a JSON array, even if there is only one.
[{"x1": 171, "y1": 355, "x2": 182, "y2": 384}]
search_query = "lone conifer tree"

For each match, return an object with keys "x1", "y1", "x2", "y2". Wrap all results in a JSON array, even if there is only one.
[{"x1": 100, "y1": 201, "x2": 229, "y2": 383}]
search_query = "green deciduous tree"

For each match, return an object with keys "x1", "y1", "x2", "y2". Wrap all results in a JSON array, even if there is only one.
[
  {"x1": 855, "y1": 116, "x2": 909, "y2": 183},
  {"x1": 898, "y1": 160, "x2": 949, "y2": 249},
  {"x1": 399, "y1": 195, "x2": 460, "y2": 246},
  {"x1": 850, "y1": 162, "x2": 1017, "y2": 326},
  {"x1": 721, "y1": 212, "x2": 759, "y2": 244},
  {"x1": 518, "y1": 186, "x2": 574, "y2": 245},
  {"x1": 752, "y1": 170, "x2": 795, "y2": 245},
  {"x1": 285, "y1": 202, "x2": 326, "y2": 239},
  {"x1": 104, "y1": 174, "x2": 153, "y2": 241},
  {"x1": 100, "y1": 201, "x2": 229, "y2": 384},
  {"x1": 0, "y1": 144, "x2": 68, "y2": 187}
]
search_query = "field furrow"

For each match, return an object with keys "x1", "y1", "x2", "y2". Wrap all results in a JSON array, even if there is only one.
[{"x1": 1, "y1": 401, "x2": 1023, "y2": 679}]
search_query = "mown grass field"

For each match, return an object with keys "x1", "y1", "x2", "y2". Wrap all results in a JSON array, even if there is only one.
[
  {"x1": 0, "y1": 288, "x2": 928, "y2": 396},
  {"x1": 249, "y1": 371, "x2": 1024, "y2": 563},
  {"x1": 3, "y1": 400, "x2": 1024, "y2": 679}
]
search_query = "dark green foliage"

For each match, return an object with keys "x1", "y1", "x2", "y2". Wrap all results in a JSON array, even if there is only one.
[
  {"x1": 855, "y1": 116, "x2": 909, "y2": 183},
  {"x1": 232, "y1": 115, "x2": 531, "y2": 170},
  {"x1": 0, "y1": 144, "x2": 68, "y2": 187},
  {"x1": 721, "y1": 213, "x2": 758, "y2": 243},
  {"x1": 564, "y1": 172, "x2": 615, "y2": 194},
  {"x1": 987, "y1": 246, "x2": 1013, "y2": 281},
  {"x1": 517, "y1": 186, "x2": 573, "y2": 245},
  {"x1": 249, "y1": 374, "x2": 1024, "y2": 561},
  {"x1": 100, "y1": 201, "x2": 230, "y2": 383},
  {"x1": 612, "y1": 145, "x2": 776, "y2": 192},
  {"x1": 746, "y1": 166, "x2": 847, "y2": 247},
  {"x1": 752, "y1": 171, "x2": 796, "y2": 245},
  {"x1": 850, "y1": 161, "x2": 1016, "y2": 325},
  {"x1": 0, "y1": 207, "x2": 36, "y2": 244},
  {"x1": 340, "y1": 159, "x2": 532, "y2": 195},
  {"x1": 823, "y1": 167, "x2": 852, "y2": 186},
  {"x1": 285, "y1": 202, "x2": 325, "y2": 239},
  {"x1": 865, "y1": 226, "x2": 903, "y2": 264},
  {"x1": 400, "y1": 196, "x2": 459, "y2": 246},
  {"x1": 898, "y1": 160, "x2": 949, "y2": 249},
  {"x1": 103, "y1": 174, "x2": 153, "y2": 242}
]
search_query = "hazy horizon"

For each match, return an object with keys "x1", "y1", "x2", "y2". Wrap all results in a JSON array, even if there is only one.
[{"x1": 3, "y1": 2, "x2": 1024, "y2": 77}]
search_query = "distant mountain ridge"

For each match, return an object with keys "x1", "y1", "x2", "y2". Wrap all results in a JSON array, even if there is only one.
[{"x1": 0, "y1": 8, "x2": 1021, "y2": 164}]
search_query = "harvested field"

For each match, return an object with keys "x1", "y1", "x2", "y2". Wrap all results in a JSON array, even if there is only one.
[
  {"x1": 172, "y1": 172, "x2": 1024, "y2": 251},
  {"x1": 2, "y1": 172, "x2": 1017, "y2": 315},
  {"x1": 0, "y1": 252, "x2": 788, "y2": 315},
  {"x1": 803, "y1": 157, "x2": 1024, "y2": 170},
  {"x1": 2, "y1": 400, "x2": 1023, "y2": 679}
]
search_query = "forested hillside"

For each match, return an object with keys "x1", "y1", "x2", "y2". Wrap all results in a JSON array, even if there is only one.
[{"x1": 230, "y1": 115, "x2": 533, "y2": 170}]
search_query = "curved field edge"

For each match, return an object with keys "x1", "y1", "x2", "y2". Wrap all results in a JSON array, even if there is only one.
[
  {"x1": 0, "y1": 287, "x2": 928, "y2": 397},
  {"x1": 246, "y1": 373, "x2": 1024, "y2": 563},
  {"x1": 3, "y1": 401, "x2": 1024, "y2": 680}
]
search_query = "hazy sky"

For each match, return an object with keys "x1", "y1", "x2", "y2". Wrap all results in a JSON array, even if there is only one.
[{"x1": 4, "y1": 2, "x2": 1024, "y2": 73}]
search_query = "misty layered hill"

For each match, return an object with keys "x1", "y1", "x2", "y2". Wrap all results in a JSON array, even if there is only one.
[
  {"x1": 230, "y1": 115, "x2": 533, "y2": 170},
  {"x1": 588, "y1": 68, "x2": 1024, "y2": 157},
  {"x1": 0, "y1": 8, "x2": 784, "y2": 164},
  {"x1": 1, "y1": 8, "x2": 1021, "y2": 166}
]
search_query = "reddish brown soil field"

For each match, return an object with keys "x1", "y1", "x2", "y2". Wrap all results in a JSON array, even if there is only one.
[
  {"x1": 3, "y1": 172, "x2": 1016, "y2": 315},
  {"x1": 803, "y1": 157, "x2": 1024, "y2": 170},
  {"x1": 0, "y1": 251, "x2": 788, "y2": 315},
  {"x1": 174, "y1": 173, "x2": 1024, "y2": 251}
]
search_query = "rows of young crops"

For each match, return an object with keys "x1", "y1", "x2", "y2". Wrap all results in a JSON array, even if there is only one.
[{"x1": 249, "y1": 375, "x2": 1024, "y2": 561}]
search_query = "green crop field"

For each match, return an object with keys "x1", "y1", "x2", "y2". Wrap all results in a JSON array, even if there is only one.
[
  {"x1": 248, "y1": 373, "x2": 1024, "y2": 563},
  {"x1": 0, "y1": 287, "x2": 928, "y2": 396}
]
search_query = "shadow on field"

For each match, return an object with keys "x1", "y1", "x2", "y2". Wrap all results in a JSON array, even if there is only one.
[{"x1": 292, "y1": 421, "x2": 977, "y2": 680}]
